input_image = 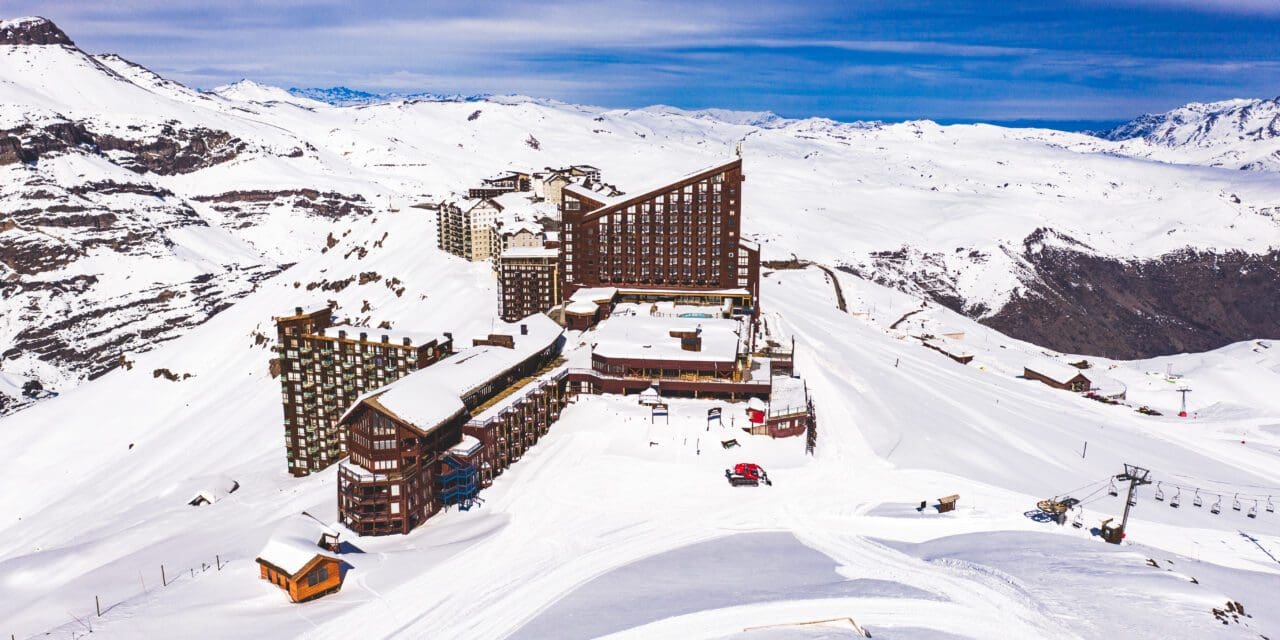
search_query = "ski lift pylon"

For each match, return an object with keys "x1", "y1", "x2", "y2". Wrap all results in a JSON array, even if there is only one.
[{"x1": 1170, "y1": 488, "x2": 1180, "y2": 508}]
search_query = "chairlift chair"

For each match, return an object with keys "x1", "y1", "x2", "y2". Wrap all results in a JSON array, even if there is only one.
[
  {"x1": 1154, "y1": 482, "x2": 1164, "y2": 502},
  {"x1": 1232, "y1": 493, "x2": 1242, "y2": 512},
  {"x1": 1108, "y1": 478, "x2": 1119, "y2": 497},
  {"x1": 1210, "y1": 495, "x2": 1222, "y2": 515},
  {"x1": 1248, "y1": 501, "x2": 1258, "y2": 519},
  {"x1": 1193, "y1": 489, "x2": 1203, "y2": 508},
  {"x1": 1072, "y1": 510, "x2": 1084, "y2": 529},
  {"x1": 1169, "y1": 488, "x2": 1180, "y2": 508},
  {"x1": 1268, "y1": 497, "x2": 1276, "y2": 514}
]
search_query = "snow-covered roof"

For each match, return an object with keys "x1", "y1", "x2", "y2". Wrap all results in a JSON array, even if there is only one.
[
  {"x1": 563, "y1": 182, "x2": 608, "y2": 203},
  {"x1": 573, "y1": 158, "x2": 739, "y2": 213},
  {"x1": 570, "y1": 287, "x2": 618, "y2": 303},
  {"x1": 501, "y1": 246, "x2": 558, "y2": 259},
  {"x1": 468, "y1": 360, "x2": 570, "y2": 424},
  {"x1": 449, "y1": 434, "x2": 483, "y2": 457},
  {"x1": 256, "y1": 514, "x2": 340, "y2": 577},
  {"x1": 770, "y1": 376, "x2": 808, "y2": 414},
  {"x1": 345, "y1": 315, "x2": 564, "y2": 434},
  {"x1": 923, "y1": 337, "x2": 974, "y2": 358},
  {"x1": 592, "y1": 315, "x2": 743, "y2": 363},
  {"x1": 1024, "y1": 359, "x2": 1090, "y2": 384},
  {"x1": 317, "y1": 325, "x2": 450, "y2": 347}
]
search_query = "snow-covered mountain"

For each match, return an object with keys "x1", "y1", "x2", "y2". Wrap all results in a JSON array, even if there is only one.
[
  {"x1": 3, "y1": 15, "x2": 1279, "y2": 405},
  {"x1": 1087, "y1": 96, "x2": 1280, "y2": 171},
  {"x1": 285, "y1": 85, "x2": 489, "y2": 107},
  {"x1": 3, "y1": 16, "x2": 1280, "y2": 640}
]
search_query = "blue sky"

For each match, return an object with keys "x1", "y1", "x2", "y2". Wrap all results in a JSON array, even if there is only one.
[{"x1": 11, "y1": 0, "x2": 1280, "y2": 126}]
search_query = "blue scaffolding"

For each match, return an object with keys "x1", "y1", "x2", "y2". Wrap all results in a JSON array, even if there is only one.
[{"x1": 438, "y1": 455, "x2": 482, "y2": 511}]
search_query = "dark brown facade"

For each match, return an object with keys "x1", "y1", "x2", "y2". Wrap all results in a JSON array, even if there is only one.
[
  {"x1": 275, "y1": 306, "x2": 454, "y2": 477},
  {"x1": 559, "y1": 158, "x2": 760, "y2": 314},
  {"x1": 497, "y1": 248, "x2": 560, "y2": 322},
  {"x1": 338, "y1": 402, "x2": 467, "y2": 536},
  {"x1": 1024, "y1": 367, "x2": 1092, "y2": 392},
  {"x1": 337, "y1": 318, "x2": 566, "y2": 536},
  {"x1": 463, "y1": 360, "x2": 568, "y2": 487}
]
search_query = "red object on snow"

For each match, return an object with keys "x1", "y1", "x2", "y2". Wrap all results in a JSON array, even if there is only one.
[
  {"x1": 747, "y1": 408, "x2": 765, "y2": 424},
  {"x1": 726, "y1": 463, "x2": 771, "y2": 486},
  {"x1": 1178, "y1": 411, "x2": 1188, "y2": 417}
]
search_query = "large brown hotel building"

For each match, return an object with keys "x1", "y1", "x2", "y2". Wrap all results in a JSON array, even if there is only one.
[{"x1": 559, "y1": 158, "x2": 760, "y2": 314}]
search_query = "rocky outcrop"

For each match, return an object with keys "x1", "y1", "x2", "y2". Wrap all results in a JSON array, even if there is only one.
[
  {"x1": 1, "y1": 266, "x2": 279, "y2": 382},
  {"x1": 842, "y1": 230, "x2": 1280, "y2": 359},
  {"x1": 0, "y1": 121, "x2": 246, "y2": 175},
  {"x1": 0, "y1": 17, "x2": 74, "y2": 46},
  {"x1": 193, "y1": 189, "x2": 371, "y2": 220},
  {"x1": 982, "y1": 243, "x2": 1280, "y2": 359}
]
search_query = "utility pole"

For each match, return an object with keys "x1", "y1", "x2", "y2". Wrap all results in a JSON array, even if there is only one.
[
  {"x1": 1177, "y1": 387, "x2": 1192, "y2": 418},
  {"x1": 1111, "y1": 463, "x2": 1152, "y2": 544}
]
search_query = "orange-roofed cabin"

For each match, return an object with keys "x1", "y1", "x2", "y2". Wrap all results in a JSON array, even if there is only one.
[{"x1": 256, "y1": 554, "x2": 343, "y2": 603}]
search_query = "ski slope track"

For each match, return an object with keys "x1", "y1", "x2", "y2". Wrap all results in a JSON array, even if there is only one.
[{"x1": 2, "y1": 16, "x2": 1280, "y2": 640}]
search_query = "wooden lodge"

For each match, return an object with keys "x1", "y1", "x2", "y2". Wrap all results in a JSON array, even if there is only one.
[
  {"x1": 567, "y1": 314, "x2": 771, "y2": 399},
  {"x1": 1024, "y1": 361, "x2": 1092, "y2": 392},
  {"x1": 255, "y1": 514, "x2": 345, "y2": 603},
  {"x1": 337, "y1": 315, "x2": 566, "y2": 536},
  {"x1": 919, "y1": 337, "x2": 974, "y2": 365}
]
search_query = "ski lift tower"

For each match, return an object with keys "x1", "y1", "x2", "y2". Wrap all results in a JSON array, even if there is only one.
[
  {"x1": 1105, "y1": 464, "x2": 1152, "y2": 544},
  {"x1": 1176, "y1": 386, "x2": 1192, "y2": 418}
]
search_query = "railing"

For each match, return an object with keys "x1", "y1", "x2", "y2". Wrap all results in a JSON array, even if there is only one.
[
  {"x1": 568, "y1": 368, "x2": 768, "y2": 388},
  {"x1": 768, "y1": 404, "x2": 810, "y2": 419}
]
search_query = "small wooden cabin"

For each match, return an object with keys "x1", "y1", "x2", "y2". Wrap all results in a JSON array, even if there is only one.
[
  {"x1": 1023, "y1": 363, "x2": 1092, "y2": 392},
  {"x1": 257, "y1": 554, "x2": 342, "y2": 603},
  {"x1": 938, "y1": 494, "x2": 960, "y2": 513},
  {"x1": 255, "y1": 515, "x2": 345, "y2": 603}
]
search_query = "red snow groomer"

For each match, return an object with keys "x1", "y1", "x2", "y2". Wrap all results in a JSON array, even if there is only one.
[{"x1": 725, "y1": 463, "x2": 771, "y2": 487}]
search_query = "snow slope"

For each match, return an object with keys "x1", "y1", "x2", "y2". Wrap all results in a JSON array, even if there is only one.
[{"x1": 2, "y1": 264, "x2": 1278, "y2": 639}]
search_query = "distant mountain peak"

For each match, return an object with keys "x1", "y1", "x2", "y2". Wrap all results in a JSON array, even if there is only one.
[
  {"x1": 1095, "y1": 96, "x2": 1280, "y2": 144},
  {"x1": 287, "y1": 86, "x2": 384, "y2": 106},
  {"x1": 0, "y1": 16, "x2": 74, "y2": 46},
  {"x1": 287, "y1": 86, "x2": 491, "y2": 106}
]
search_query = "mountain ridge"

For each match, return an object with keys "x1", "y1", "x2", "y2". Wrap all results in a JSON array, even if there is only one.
[{"x1": 2, "y1": 17, "x2": 1278, "y2": 407}]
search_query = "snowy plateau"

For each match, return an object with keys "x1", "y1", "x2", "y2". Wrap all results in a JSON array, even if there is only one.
[{"x1": 2, "y1": 16, "x2": 1280, "y2": 640}]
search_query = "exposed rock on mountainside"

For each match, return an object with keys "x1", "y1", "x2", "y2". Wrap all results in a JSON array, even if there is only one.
[
  {"x1": 192, "y1": 189, "x2": 372, "y2": 222},
  {"x1": 983, "y1": 243, "x2": 1280, "y2": 359},
  {"x1": 0, "y1": 16, "x2": 73, "y2": 46},
  {"x1": 0, "y1": 266, "x2": 279, "y2": 382},
  {"x1": 0, "y1": 119, "x2": 247, "y2": 174}
]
